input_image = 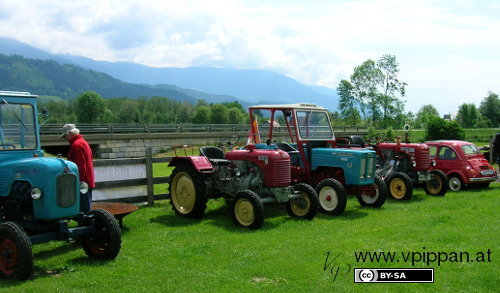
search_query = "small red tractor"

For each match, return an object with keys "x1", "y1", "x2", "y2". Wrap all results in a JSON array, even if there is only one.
[
  {"x1": 246, "y1": 104, "x2": 387, "y2": 216},
  {"x1": 167, "y1": 144, "x2": 319, "y2": 229},
  {"x1": 339, "y1": 129, "x2": 448, "y2": 200}
]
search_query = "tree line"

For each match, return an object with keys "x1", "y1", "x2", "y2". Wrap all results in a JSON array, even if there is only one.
[{"x1": 39, "y1": 92, "x2": 248, "y2": 125}]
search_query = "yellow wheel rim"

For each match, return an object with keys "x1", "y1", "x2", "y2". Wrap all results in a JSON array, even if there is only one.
[
  {"x1": 234, "y1": 198, "x2": 255, "y2": 226},
  {"x1": 426, "y1": 175, "x2": 442, "y2": 195},
  {"x1": 171, "y1": 172, "x2": 196, "y2": 214},
  {"x1": 390, "y1": 178, "x2": 406, "y2": 199},
  {"x1": 290, "y1": 192, "x2": 311, "y2": 217}
]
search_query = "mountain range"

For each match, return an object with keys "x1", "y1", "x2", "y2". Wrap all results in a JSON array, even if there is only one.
[{"x1": 0, "y1": 37, "x2": 339, "y2": 110}]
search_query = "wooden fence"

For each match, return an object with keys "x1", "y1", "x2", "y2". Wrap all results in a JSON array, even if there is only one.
[{"x1": 93, "y1": 148, "x2": 172, "y2": 205}]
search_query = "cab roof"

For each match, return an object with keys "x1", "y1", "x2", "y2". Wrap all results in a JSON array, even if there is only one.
[
  {"x1": 249, "y1": 103, "x2": 328, "y2": 111},
  {"x1": 0, "y1": 91, "x2": 37, "y2": 98},
  {"x1": 425, "y1": 140, "x2": 474, "y2": 147}
]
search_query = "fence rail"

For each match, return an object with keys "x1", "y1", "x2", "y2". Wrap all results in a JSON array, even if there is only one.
[{"x1": 41, "y1": 123, "x2": 368, "y2": 135}]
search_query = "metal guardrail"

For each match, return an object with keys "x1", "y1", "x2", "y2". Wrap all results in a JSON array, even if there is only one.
[{"x1": 40, "y1": 123, "x2": 368, "y2": 135}]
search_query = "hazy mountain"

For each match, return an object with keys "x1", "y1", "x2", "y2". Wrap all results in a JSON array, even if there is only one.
[{"x1": 0, "y1": 37, "x2": 339, "y2": 110}]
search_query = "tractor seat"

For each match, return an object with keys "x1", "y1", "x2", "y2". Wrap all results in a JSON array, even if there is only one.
[{"x1": 199, "y1": 146, "x2": 231, "y2": 166}]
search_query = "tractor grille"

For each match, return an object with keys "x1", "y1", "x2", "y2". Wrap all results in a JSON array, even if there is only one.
[
  {"x1": 416, "y1": 147, "x2": 431, "y2": 169},
  {"x1": 57, "y1": 173, "x2": 77, "y2": 208},
  {"x1": 269, "y1": 159, "x2": 291, "y2": 187}
]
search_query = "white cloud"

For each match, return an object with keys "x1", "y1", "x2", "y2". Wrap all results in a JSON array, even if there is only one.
[{"x1": 0, "y1": 0, "x2": 499, "y2": 113}]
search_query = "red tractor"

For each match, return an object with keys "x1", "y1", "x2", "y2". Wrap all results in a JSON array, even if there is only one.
[
  {"x1": 339, "y1": 132, "x2": 448, "y2": 200},
  {"x1": 374, "y1": 138, "x2": 448, "y2": 200},
  {"x1": 168, "y1": 144, "x2": 318, "y2": 229}
]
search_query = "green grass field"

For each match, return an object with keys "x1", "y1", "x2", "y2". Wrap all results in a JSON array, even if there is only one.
[{"x1": 2, "y1": 175, "x2": 498, "y2": 292}]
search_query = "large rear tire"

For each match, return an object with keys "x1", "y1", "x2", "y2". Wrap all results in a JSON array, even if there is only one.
[
  {"x1": 287, "y1": 183, "x2": 319, "y2": 220},
  {"x1": 0, "y1": 222, "x2": 33, "y2": 280},
  {"x1": 386, "y1": 172, "x2": 413, "y2": 200},
  {"x1": 230, "y1": 190, "x2": 264, "y2": 229},
  {"x1": 316, "y1": 179, "x2": 347, "y2": 215},
  {"x1": 169, "y1": 165, "x2": 208, "y2": 218},
  {"x1": 357, "y1": 176, "x2": 387, "y2": 207},
  {"x1": 82, "y1": 209, "x2": 122, "y2": 260},
  {"x1": 424, "y1": 170, "x2": 448, "y2": 196}
]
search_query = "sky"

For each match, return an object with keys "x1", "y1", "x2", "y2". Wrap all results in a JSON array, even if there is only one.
[{"x1": 0, "y1": 0, "x2": 499, "y2": 115}]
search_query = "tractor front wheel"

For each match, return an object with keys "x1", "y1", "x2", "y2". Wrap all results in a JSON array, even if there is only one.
[
  {"x1": 316, "y1": 179, "x2": 347, "y2": 215},
  {"x1": 287, "y1": 183, "x2": 319, "y2": 220},
  {"x1": 357, "y1": 176, "x2": 387, "y2": 207},
  {"x1": 386, "y1": 172, "x2": 413, "y2": 200},
  {"x1": 82, "y1": 209, "x2": 121, "y2": 260},
  {"x1": 424, "y1": 170, "x2": 448, "y2": 196},
  {"x1": 230, "y1": 190, "x2": 264, "y2": 229},
  {"x1": 0, "y1": 222, "x2": 33, "y2": 281},
  {"x1": 169, "y1": 165, "x2": 208, "y2": 218}
]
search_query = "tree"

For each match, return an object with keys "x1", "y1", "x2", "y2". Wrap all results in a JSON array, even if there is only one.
[
  {"x1": 193, "y1": 106, "x2": 209, "y2": 124},
  {"x1": 209, "y1": 104, "x2": 229, "y2": 124},
  {"x1": 351, "y1": 59, "x2": 383, "y2": 125},
  {"x1": 377, "y1": 55, "x2": 407, "y2": 128},
  {"x1": 456, "y1": 103, "x2": 480, "y2": 128},
  {"x1": 337, "y1": 79, "x2": 361, "y2": 125},
  {"x1": 479, "y1": 91, "x2": 500, "y2": 127},
  {"x1": 227, "y1": 107, "x2": 245, "y2": 124},
  {"x1": 426, "y1": 116, "x2": 465, "y2": 140},
  {"x1": 74, "y1": 91, "x2": 109, "y2": 123},
  {"x1": 414, "y1": 104, "x2": 439, "y2": 129}
]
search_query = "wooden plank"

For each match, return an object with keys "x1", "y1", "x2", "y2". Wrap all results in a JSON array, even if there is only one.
[
  {"x1": 151, "y1": 157, "x2": 171, "y2": 163},
  {"x1": 95, "y1": 178, "x2": 147, "y2": 189},
  {"x1": 93, "y1": 158, "x2": 146, "y2": 167},
  {"x1": 145, "y1": 147, "x2": 154, "y2": 206}
]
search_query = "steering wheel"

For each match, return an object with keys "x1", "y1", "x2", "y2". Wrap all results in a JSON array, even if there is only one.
[
  {"x1": 219, "y1": 136, "x2": 240, "y2": 148},
  {"x1": 1, "y1": 144, "x2": 16, "y2": 150}
]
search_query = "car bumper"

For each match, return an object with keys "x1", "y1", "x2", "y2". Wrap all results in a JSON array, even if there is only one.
[{"x1": 469, "y1": 176, "x2": 498, "y2": 183}]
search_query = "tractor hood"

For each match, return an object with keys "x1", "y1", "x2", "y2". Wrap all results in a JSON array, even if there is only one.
[{"x1": 0, "y1": 156, "x2": 79, "y2": 197}]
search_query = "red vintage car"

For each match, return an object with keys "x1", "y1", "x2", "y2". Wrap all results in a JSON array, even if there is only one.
[{"x1": 425, "y1": 140, "x2": 498, "y2": 191}]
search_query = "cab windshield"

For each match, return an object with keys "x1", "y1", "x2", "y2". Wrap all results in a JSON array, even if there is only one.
[
  {"x1": 296, "y1": 110, "x2": 334, "y2": 139},
  {"x1": 0, "y1": 102, "x2": 37, "y2": 150}
]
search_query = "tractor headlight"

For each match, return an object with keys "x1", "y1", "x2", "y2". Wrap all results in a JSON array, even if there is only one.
[
  {"x1": 431, "y1": 160, "x2": 436, "y2": 167},
  {"x1": 80, "y1": 182, "x2": 89, "y2": 194},
  {"x1": 31, "y1": 187, "x2": 42, "y2": 200},
  {"x1": 412, "y1": 161, "x2": 417, "y2": 167}
]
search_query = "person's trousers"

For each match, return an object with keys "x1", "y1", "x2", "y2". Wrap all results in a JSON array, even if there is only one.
[{"x1": 80, "y1": 189, "x2": 93, "y2": 213}]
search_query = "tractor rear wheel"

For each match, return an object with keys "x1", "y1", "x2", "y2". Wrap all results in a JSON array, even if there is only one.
[
  {"x1": 230, "y1": 190, "x2": 264, "y2": 229},
  {"x1": 386, "y1": 172, "x2": 413, "y2": 200},
  {"x1": 169, "y1": 165, "x2": 208, "y2": 218},
  {"x1": 424, "y1": 170, "x2": 448, "y2": 196},
  {"x1": 82, "y1": 209, "x2": 121, "y2": 260},
  {"x1": 316, "y1": 179, "x2": 346, "y2": 215},
  {"x1": 287, "y1": 183, "x2": 319, "y2": 219},
  {"x1": 0, "y1": 222, "x2": 33, "y2": 281},
  {"x1": 357, "y1": 176, "x2": 387, "y2": 207}
]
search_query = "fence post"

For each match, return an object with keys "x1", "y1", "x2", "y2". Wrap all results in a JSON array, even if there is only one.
[
  {"x1": 145, "y1": 147, "x2": 154, "y2": 206},
  {"x1": 490, "y1": 136, "x2": 494, "y2": 164}
]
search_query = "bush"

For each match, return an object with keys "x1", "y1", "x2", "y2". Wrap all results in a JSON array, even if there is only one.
[{"x1": 426, "y1": 117, "x2": 465, "y2": 140}]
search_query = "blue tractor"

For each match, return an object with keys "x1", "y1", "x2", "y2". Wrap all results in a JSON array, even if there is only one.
[{"x1": 0, "y1": 91, "x2": 121, "y2": 280}]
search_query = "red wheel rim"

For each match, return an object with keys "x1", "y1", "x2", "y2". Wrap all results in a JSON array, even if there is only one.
[{"x1": 0, "y1": 238, "x2": 18, "y2": 275}]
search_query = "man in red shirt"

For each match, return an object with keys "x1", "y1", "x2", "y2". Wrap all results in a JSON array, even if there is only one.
[{"x1": 60, "y1": 124, "x2": 95, "y2": 212}]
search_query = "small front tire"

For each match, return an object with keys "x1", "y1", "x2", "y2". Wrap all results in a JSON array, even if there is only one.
[
  {"x1": 316, "y1": 179, "x2": 347, "y2": 215},
  {"x1": 424, "y1": 170, "x2": 448, "y2": 196},
  {"x1": 357, "y1": 176, "x2": 387, "y2": 207},
  {"x1": 82, "y1": 209, "x2": 122, "y2": 260},
  {"x1": 448, "y1": 175, "x2": 463, "y2": 191},
  {"x1": 287, "y1": 183, "x2": 319, "y2": 220},
  {"x1": 386, "y1": 172, "x2": 413, "y2": 200},
  {"x1": 230, "y1": 190, "x2": 264, "y2": 229}
]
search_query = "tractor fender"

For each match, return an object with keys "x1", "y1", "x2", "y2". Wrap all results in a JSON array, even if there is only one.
[{"x1": 168, "y1": 156, "x2": 215, "y2": 173}]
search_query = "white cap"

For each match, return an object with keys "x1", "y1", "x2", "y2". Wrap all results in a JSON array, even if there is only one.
[{"x1": 60, "y1": 124, "x2": 80, "y2": 138}]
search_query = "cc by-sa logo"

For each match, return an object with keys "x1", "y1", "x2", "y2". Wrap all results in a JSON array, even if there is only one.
[{"x1": 358, "y1": 269, "x2": 378, "y2": 282}]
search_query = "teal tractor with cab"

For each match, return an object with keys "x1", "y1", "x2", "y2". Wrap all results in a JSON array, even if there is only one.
[
  {"x1": 0, "y1": 91, "x2": 121, "y2": 280},
  {"x1": 247, "y1": 104, "x2": 387, "y2": 215}
]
